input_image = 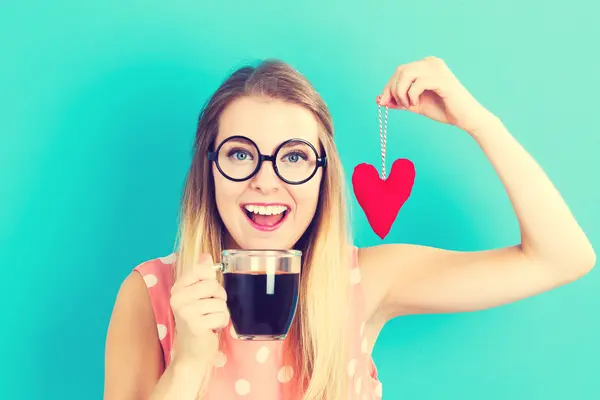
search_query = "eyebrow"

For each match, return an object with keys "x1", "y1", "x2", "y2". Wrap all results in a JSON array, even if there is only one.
[
  {"x1": 217, "y1": 135, "x2": 323, "y2": 157},
  {"x1": 220, "y1": 137, "x2": 251, "y2": 145}
]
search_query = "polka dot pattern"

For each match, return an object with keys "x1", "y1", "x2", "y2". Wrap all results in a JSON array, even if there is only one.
[
  {"x1": 374, "y1": 381, "x2": 383, "y2": 397},
  {"x1": 157, "y1": 324, "x2": 167, "y2": 340},
  {"x1": 256, "y1": 346, "x2": 270, "y2": 363},
  {"x1": 159, "y1": 253, "x2": 176, "y2": 265},
  {"x1": 348, "y1": 359, "x2": 357, "y2": 377},
  {"x1": 277, "y1": 366, "x2": 294, "y2": 383},
  {"x1": 214, "y1": 351, "x2": 227, "y2": 367},
  {"x1": 235, "y1": 379, "x2": 251, "y2": 395},
  {"x1": 143, "y1": 274, "x2": 157, "y2": 288},
  {"x1": 355, "y1": 377, "x2": 362, "y2": 394},
  {"x1": 132, "y1": 248, "x2": 382, "y2": 399}
]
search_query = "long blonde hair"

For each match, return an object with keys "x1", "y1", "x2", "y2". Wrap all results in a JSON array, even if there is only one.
[{"x1": 174, "y1": 59, "x2": 352, "y2": 399}]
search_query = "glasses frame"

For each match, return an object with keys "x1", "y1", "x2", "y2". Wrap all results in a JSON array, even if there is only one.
[{"x1": 207, "y1": 135, "x2": 327, "y2": 185}]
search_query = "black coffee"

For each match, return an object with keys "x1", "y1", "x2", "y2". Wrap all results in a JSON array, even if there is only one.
[{"x1": 224, "y1": 271, "x2": 299, "y2": 338}]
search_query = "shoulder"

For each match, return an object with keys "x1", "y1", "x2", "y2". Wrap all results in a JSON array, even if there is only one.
[
  {"x1": 108, "y1": 251, "x2": 179, "y2": 356},
  {"x1": 112, "y1": 252, "x2": 177, "y2": 316},
  {"x1": 105, "y1": 256, "x2": 172, "y2": 397},
  {"x1": 130, "y1": 252, "x2": 178, "y2": 337},
  {"x1": 110, "y1": 252, "x2": 179, "y2": 336},
  {"x1": 109, "y1": 270, "x2": 158, "y2": 336}
]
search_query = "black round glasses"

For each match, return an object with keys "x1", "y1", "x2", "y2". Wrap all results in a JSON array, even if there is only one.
[{"x1": 208, "y1": 135, "x2": 327, "y2": 185}]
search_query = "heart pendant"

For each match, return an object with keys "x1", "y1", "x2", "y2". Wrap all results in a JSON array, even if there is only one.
[{"x1": 351, "y1": 158, "x2": 415, "y2": 239}]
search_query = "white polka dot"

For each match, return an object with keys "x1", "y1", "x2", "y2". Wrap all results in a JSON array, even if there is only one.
[
  {"x1": 277, "y1": 366, "x2": 294, "y2": 383},
  {"x1": 157, "y1": 324, "x2": 167, "y2": 340},
  {"x1": 359, "y1": 322, "x2": 365, "y2": 336},
  {"x1": 361, "y1": 337, "x2": 368, "y2": 353},
  {"x1": 349, "y1": 268, "x2": 361, "y2": 285},
  {"x1": 230, "y1": 325, "x2": 238, "y2": 339},
  {"x1": 159, "y1": 253, "x2": 176, "y2": 264},
  {"x1": 214, "y1": 351, "x2": 227, "y2": 367},
  {"x1": 355, "y1": 377, "x2": 362, "y2": 394},
  {"x1": 374, "y1": 381, "x2": 383, "y2": 397},
  {"x1": 143, "y1": 274, "x2": 158, "y2": 288},
  {"x1": 348, "y1": 359, "x2": 357, "y2": 377},
  {"x1": 256, "y1": 346, "x2": 270, "y2": 363},
  {"x1": 234, "y1": 379, "x2": 251, "y2": 395}
]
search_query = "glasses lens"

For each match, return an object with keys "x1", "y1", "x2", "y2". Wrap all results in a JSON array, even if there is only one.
[
  {"x1": 217, "y1": 137, "x2": 259, "y2": 180},
  {"x1": 275, "y1": 140, "x2": 318, "y2": 183}
]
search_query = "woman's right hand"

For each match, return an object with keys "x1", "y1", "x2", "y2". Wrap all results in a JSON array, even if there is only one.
[{"x1": 169, "y1": 253, "x2": 230, "y2": 366}]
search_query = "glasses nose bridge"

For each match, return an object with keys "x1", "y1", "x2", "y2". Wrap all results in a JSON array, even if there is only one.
[
  {"x1": 253, "y1": 153, "x2": 280, "y2": 183},
  {"x1": 257, "y1": 153, "x2": 276, "y2": 172},
  {"x1": 260, "y1": 153, "x2": 276, "y2": 164}
]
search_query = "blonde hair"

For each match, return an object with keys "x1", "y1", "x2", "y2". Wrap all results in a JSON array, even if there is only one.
[{"x1": 173, "y1": 59, "x2": 352, "y2": 399}]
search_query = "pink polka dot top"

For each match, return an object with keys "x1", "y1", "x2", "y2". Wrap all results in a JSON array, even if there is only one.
[{"x1": 134, "y1": 248, "x2": 383, "y2": 399}]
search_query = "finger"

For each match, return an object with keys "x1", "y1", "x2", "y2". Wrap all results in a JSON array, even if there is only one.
[
  {"x1": 182, "y1": 298, "x2": 229, "y2": 317},
  {"x1": 173, "y1": 279, "x2": 226, "y2": 307},
  {"x1": 388, "y1": 70, "x2": 402, "y2": 106},
  {"x1": 183, "y1": 310, "x2": 230, "y2": 332},
  {"x1": 187, "y1": 264, "x2": 217, "y2": 287},
  {"x1": 174, "y1": 255, "x2": 216, "y2": 288},
  {"x1": 407, "y1": 78, "x2": 428, "y2": 108},
  {"x1": 204, "y1": 312, "x2": 230, "y2": 331},
  {"x1": 395, "y1": 70, "x2": 417, "y2": 108},
  {"x1": 377, "y1": 86, "x2": 393, "y2": 106},
  {"x1": 377, "y1": 95, "x2": 406, "y2": 111},
  {"x1": 171, "y1": 279, "x2": 226, "y2": 309},
  {"x1": 173, "y1": 266, "x2": 216, "y2": 291}
]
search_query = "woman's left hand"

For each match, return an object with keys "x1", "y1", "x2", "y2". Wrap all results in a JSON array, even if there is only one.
[{"x1": 377, "y1": 56, "x2": 498, "y2": 134}]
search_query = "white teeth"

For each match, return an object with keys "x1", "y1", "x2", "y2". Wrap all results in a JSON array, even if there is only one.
[{"x1": 244, "y1": 205, "x2": 288, "y2": 216}]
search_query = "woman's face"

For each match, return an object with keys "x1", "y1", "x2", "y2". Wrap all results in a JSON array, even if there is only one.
[{"x1": 212, "y1": 96, "x2": 324, "y2": 250}]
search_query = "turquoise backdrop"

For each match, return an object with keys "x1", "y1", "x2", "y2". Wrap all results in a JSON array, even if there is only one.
[{"x1": 1, "y1": 1, "x2": 598, "y2": 399}]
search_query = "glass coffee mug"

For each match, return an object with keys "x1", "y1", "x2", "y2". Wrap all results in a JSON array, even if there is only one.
[{"x1": 214, "y1": 249, "x2": 302, "y2": 340}]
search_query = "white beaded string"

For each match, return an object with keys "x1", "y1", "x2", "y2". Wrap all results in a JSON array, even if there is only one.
[{"x1": 378, "y1": 102, "x2": 389, "y2": 180}]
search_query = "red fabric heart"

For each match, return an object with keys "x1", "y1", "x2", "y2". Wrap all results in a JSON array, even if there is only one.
[{"x1": 351, "y1": 159, "x2": 415, "y2": 239}]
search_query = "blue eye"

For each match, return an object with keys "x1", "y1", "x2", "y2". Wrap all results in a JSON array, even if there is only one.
[
  {"x1": 227, "y1": 149, "x2": 253, "y2": 161},
  {"x1": 283, "y1": 152, "x2": 306, "y2": 163},
  {"x1": 234, "y1": 151, "x2": 247, "y2": 160}
]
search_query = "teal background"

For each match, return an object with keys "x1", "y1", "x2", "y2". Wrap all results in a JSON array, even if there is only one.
[{"x1": 1, "y1": 1, "x2": 598, "y2": 399}]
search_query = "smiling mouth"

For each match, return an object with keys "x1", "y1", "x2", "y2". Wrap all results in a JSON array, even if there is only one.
[{"x1": 242, "y1": 204, "x2": 290, "y2": 232}]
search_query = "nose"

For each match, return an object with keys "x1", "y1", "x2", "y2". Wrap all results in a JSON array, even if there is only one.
[{"x1": 249, "y1": 160, "x2": 280, "y2": 193}]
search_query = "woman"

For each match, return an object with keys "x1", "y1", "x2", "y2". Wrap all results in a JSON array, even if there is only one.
[{"x1": 104, "y1": 57, "x2": 595, "y2": 400}]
